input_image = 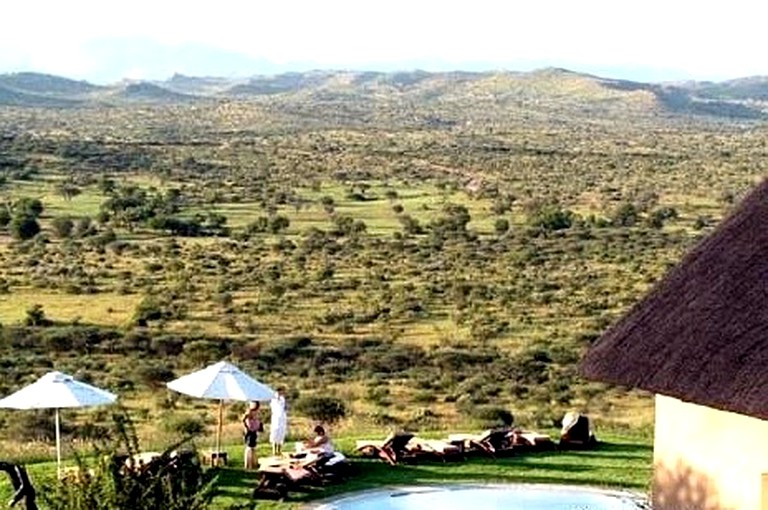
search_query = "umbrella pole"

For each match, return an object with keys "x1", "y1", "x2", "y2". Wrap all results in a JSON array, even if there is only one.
[
  {"x1": 216, "y1": 399, "x2": 223, "y2": 455},
  {"x1": 55, "y1": 408, "x2": 62, "y2": 478}
]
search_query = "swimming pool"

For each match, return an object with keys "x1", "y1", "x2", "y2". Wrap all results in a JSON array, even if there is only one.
[{"x1": 315, "y1": 484, "x2": 649, "y2": 509}]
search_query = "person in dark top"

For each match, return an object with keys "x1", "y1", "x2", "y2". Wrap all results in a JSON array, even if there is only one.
[
  {"x1": 242, "y1": 402, "x2": 264, "y2": 469},
  {"x1": 0, "y1": 461, "x2": 38, "y2": 510}
]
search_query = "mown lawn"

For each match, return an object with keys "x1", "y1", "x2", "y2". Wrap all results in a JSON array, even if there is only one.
[{"x1": 0, "y1": 433, "x2": 652, "y2": 509}]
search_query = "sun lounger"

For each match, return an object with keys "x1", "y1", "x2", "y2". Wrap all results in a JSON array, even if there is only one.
[
  {"x1": 509, "y1": 430, "x2": 556, "y2": 452},
  {"x1": 447, "y1": 429, "x2": 513, "y2": 457},
  {"x1": 254, "y1": 452, "x2": 342, "y2": 499},
  {"x1": 355, "y1": 432, "x2": 415, "y2": 465},
  {"x1": 559, "y1": 412, "x2": 598, "y2": 450},
  {"x1": 406, "y1": 437, "x2": 463, "y2": 462}
]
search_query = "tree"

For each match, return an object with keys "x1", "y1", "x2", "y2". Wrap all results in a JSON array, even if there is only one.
[
  {"x1": 0, "y1": 206, "x2": 10, "y2": 227},
  {"x1": 98, "y1": 175, "x2": 116, "y2": 195},
  {"x1": 612, "y1": 203, "x2": 639, "y2": 227},
  {"x1": 10, "y1": 214, "x2": 40, "y2": 240},
  {"x1": 55, "y1": 181, "x2": 82, "y2": 201},
  {"x1": 24, "y1": 304, "x2": 51, "y2": 326},
  {"x1": 268, "y1": 215, "x2": 290, "y2": 234},
  {"x1": 494, "y1": 218, "x2": 510, "y2": 234},
  {"x1": 51, "y1": 216, "x2": 75, "y2": 238},
  {"x1": 14, "y1": 197, "x2": 43, "y2": 218},
  {"x1": 527, "y1": 205, "x2": 575, "y2": 232},
  {"x1": 429, "y1": 203, "x2": 471, "y2": 239},
  {"x1": 75, "y1": 216, "x2": 98, "y2": 237}
]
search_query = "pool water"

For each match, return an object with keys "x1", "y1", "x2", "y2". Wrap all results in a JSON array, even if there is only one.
[{"x1": 316, "y1": 484, "x2": 648, "y2": 510}]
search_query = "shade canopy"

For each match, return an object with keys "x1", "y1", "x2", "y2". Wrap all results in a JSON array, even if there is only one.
[
  {"x1": 0, "y1": 370, "x2": 117, "y2": 477},
  {"x1": 166, "y1": 361, "x2": 274, "y2": 402},
  {"x1": 0, "y1": 371, "x2": 117, "y2": 410},
  {"x1": 167, "y1": 361, "x2": 274, "y2": 458}
]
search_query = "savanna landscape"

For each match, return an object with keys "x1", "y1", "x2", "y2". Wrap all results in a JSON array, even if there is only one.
[{"x1": 0, "y1": 68, "x2": 766, "y2": 508}]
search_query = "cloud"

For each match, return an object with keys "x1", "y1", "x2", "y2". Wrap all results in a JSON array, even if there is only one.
[{"x1": 1, "y1": 0, "x2": 767, "y2": 81}]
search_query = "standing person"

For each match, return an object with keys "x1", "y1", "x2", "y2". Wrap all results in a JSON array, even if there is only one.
[
  {"x1": 242, "y1": 402, "x2": 263, "y2": 469},
  {"x1": 269, "y1": 388, "x2": 287, "y2": 456}
]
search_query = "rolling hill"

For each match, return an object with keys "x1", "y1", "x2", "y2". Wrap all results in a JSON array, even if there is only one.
[
  {"x1": 0, "y1": 69, "x2": 765, "y2": 120},
  {"x1": 105, "y1": 81, "x2": 200, "y2": 103}
]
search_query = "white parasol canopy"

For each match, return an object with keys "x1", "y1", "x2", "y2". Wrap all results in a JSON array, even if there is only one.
[
  {"x1": 0, "y1": 371, "x2": 117, "y2": 476},
  {"x1": 166, "y1": 361, "x2": 274, "y2": 455}
]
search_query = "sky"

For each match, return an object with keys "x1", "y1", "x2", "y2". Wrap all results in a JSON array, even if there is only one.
[{"x1": 2, "y1": 0, "x2": 767, "y2": 84}]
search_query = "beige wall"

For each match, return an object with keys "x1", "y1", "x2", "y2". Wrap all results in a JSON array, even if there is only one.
[{"x1": 654, "y1": 394, "x2": 768, "y2": 510}]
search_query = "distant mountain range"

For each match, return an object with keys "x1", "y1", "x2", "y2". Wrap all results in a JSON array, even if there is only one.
[{"x1": 1, "y1": 69, "x2": 767, "y2": 119}]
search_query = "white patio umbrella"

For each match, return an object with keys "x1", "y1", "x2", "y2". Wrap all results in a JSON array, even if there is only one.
[
  {"x1": 0, "y1": 371, "x2": 117, "y2": 477},
  {"x1": 166, "y1": 361, "x2": 274, "y2": 455}
]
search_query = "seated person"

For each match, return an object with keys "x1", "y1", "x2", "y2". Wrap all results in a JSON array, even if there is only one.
[{"x1": 298, "y1": 425, "x2": 334, "y2": 456}]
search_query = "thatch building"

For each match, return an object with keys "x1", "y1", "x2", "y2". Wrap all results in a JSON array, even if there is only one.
[{"x1": 582, "y1": 180, "x2": 768, "y2": 509}]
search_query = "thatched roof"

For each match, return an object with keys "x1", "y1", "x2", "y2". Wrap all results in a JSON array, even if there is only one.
[{"x1": 581, "y1": 179, "x2": 768, "y2": 420}]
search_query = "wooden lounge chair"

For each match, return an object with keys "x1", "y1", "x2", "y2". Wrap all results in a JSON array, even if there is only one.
[
  {"x1": 355, "y1": 432, "x2": 415, "y2": 465},
  {"x1": 509, "y1": 429, "x2": 556, "y2": 452},
  {"x1": 559, "y1": 412, "x2": 598, "y2": 450},
  {"x1": 447, "y1": 429, "x2": 513, "y2": 458},
  {"x1": 254, "y1": 452, "x2": 339, "y2": 499},
  {"x1": 406, "y1": 437, "x2": 463, "y2": 462}
]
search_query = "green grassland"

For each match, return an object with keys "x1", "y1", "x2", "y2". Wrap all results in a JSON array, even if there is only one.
[
  {"x1": 0, "y1": 432, "x2": 652, "y2": 509},
  {"x1": 0, "y1": 70, "x2": 765, "y2": 506}
]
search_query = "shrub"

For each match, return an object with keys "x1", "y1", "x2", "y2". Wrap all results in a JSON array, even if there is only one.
[
  {"x1": 51, "y1": 216, "x2": 75, "y2": 238},
  {"x1": 163, "y1": 415, "x2": 207, "y2": 437},
  {"x1": 10, "y1": 213, "x2": 40, "y2": 240},
  {"x1": 136, "y1": 365, "x2": 176, "y2": 389},
  {"x1": 5, "y1": 409, "x2": 62, "y2": 441},
  {"x1": 0, "y1": 206, "x2": 11, "y2": 227},
  {"x1": 14, "y1": 197, "x2": 43, "y2": 217},
  {"x1": 150, "y1": 335, "x2": 185, "y2": 356},
  {"x1": 183, "y1": 340, "x2": 228, "y2": 366},
  {"x1": 42, "y1": 412, "x2": 215, "y2": 510},
  {"x1": 611, "y1": 202, "x2": 639, "y2": 227},
  {"x1": 528, "y1": 206, "x2": 575, "y2": 232},
  {"x1": 472, "y1": 406, "x2": 515, "y2": 427},
  {"x1": 24, "y1": 304, "x2": 52, "y2": 327},
  {"x1": 293, "y1": 396, "x2": 346, "y2": 424}
]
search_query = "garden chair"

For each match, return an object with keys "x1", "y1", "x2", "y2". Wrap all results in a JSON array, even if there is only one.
[
  {"x1": 254, "y1": 451, "x2": 346, "y2": 499},
  {"x1": 447, "y1": 428, "x2": 513, "y2": 457},
  {"x1": 406, "y1": 437, "x2": 464, "y2": 462},
  {"x1": 509, "y1": 429, "x2": 557, "y2": 452},
  {"x1": 558, "y1": 412, "x2": 598, "y2": 450},
  {"x1": 355, "y1": 431, "x2": 415, "y2": 465}
]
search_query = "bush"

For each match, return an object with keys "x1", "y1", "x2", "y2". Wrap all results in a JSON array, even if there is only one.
[
  {"x1": 183, "y1": 340, "x2": 229, "y2": 366},
  {"x1": 42, "y1": 412, "x2": 215, "y2": 510},
  {"x1": 10, "y1": 213, "x2": 40, "y2": 240},
  {"x1": 163, "y1": 415, "x2": 207, "y2": 437},
  {"x1": 5, "y1": 409, "x2": 62, "y2": 441},
  {"x1": 527, "y1": 205, "x2": 575, "y2": 232},
  {"x1": 494, "y1": 218, "x2": 510, "y2": 234},
  {"x1": 136, "y1": 365, "x2": 176, "y2": 389},
  {"x1": 612, "y1": 202, "x2": 639, "y2": 227},
  {"x1": 24, "y1": 304, "x2": 52, "y2": 327},
  {"x1": 0, "y1": 206, "x2": 11, "y2": 227},
  {"x1": 293, "y1": 396, "x2": 346, "y2": 424},
  {"x1": 471, "y1": 406, "x2": 515, "y2": 428},
  {"x1": 51, "y1": 216, "x2": 75, "y2": 238}
]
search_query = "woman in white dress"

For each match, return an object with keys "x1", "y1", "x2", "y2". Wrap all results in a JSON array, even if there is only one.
[{"x1": 269, "y1": 388, "x2": 287, "y2": 455}]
